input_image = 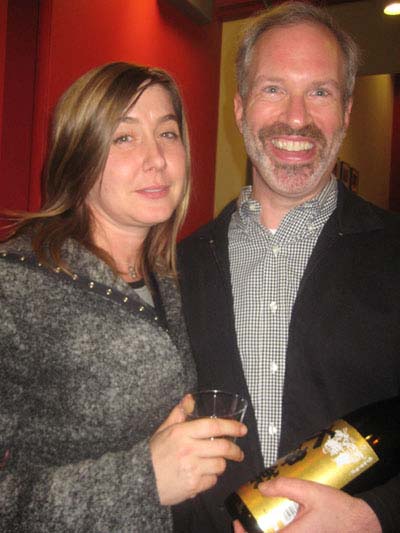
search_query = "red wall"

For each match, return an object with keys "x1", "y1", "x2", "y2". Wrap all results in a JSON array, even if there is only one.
[
  {"x1": 0, "y1": 0, "x2": 39, "y2": 212},
  {"x1": 1, "y1": 0, "x2": 222, "y2": 236},
  {"x1": 0, "y1": 0, "x2": 7, "y2": 152}
]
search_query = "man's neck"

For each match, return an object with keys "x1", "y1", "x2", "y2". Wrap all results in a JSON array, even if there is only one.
[{"x1": 252, "y1": 178, "x2": 329, "y2": 230}]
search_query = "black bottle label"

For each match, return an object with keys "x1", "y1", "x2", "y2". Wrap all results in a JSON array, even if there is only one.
[{"x1": 237, "y1": 419, "x2": 379, "y2": 532}]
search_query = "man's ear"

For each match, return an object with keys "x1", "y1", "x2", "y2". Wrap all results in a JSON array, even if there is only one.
[
  {"x1": 343, "y1": 97, "x2": 353, "y2": 130},
  {"x1": 234, "y1": 92, "x2": 244, "y2": 134}
]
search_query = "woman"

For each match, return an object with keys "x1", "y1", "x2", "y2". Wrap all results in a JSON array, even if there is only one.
[{"x1": 0, "y1": 63, "x2": 246, "y2": 532}]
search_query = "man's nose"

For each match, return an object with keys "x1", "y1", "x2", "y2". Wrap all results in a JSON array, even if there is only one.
[{"x1": 281, "y1": 95, "x2": 311, "y2": 129}]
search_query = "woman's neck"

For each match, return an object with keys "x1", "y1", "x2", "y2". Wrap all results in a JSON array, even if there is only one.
[{"x1": 91, "y1": 223, "x2": 148, "y2": 282}]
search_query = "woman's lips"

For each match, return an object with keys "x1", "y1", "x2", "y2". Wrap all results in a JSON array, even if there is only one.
[{"x1": 135, "y1": 186, "x2": 170, "y2": 199}]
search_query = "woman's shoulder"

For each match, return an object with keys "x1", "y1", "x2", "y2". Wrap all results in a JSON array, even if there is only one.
[
  {"x1": 0, "y1": 234, "x2": 33, "y2": 254},
  {"x1": 0, "y1": 235, "x2": 34, "y2": 279}
]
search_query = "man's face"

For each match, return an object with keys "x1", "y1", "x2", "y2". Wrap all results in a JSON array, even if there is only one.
[{"x1": 234, "y1": 22, "x2": 352, "y2": 204}]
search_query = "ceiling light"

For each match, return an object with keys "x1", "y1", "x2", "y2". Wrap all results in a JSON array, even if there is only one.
[{"x1": 383, "y1": 1, "x2": 400, "y2": 15}]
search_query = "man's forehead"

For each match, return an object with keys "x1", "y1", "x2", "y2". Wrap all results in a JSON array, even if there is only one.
[
  {"x1": 252, "y1": 21, "x2": 342, "y2": 62},
  {"x1": 247, "y1": 22, "x2": 344, "y2": 80}
]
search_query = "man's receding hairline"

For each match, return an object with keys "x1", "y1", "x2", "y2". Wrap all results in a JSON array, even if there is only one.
[{"x1": 243, "y1": 20, "x2": 349, "y2": 102}]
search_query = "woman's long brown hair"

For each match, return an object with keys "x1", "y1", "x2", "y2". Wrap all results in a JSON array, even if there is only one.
[{"x1": 3, "y1": 62, "x2": 191, "y2": 279}]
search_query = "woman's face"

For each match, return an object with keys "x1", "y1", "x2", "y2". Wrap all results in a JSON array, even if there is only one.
[{"x1": 86, "y1": 84, "x2": 186, "y2": 239}]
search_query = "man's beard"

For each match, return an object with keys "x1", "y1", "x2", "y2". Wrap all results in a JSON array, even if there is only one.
[{"x1": 242, "y1": 119, "x2": 346, "y2": 194}]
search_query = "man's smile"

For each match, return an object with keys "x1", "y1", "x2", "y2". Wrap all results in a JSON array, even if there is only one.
[{"x1": 271, "y1": 138, "x2": 314, "y2": 152}]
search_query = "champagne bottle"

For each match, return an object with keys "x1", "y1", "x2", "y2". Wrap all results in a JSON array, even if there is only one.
[{"x1": 225, "y1": 396, "x2": 400, "y2": 533}]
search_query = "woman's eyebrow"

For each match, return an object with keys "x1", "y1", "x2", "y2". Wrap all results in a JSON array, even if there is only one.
[{"x1": 118, "y1": 113, "x2": 178, "y2": 124}]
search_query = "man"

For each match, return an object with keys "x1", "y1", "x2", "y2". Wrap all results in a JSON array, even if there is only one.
[{"x1": 176, "y1": 2, "x2": 400, "y2": 532}]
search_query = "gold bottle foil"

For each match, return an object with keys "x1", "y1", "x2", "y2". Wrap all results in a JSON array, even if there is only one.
[{"x1": 237, "y1": 420, "x2": 379, "y2": 533}]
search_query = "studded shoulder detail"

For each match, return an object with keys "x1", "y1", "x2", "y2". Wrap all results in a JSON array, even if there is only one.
[{"x1": 0, "y1": 250, "x2": 167, "y2": 331}]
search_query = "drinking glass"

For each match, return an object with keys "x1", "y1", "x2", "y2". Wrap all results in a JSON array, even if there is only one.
[{"x1": 184, "y1": 389, "x2": 248, "y2": 430}]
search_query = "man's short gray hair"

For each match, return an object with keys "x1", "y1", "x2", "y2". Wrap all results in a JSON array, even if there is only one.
[{"x1": 236, "y1": 1, "x2": 360, "y2": 105}]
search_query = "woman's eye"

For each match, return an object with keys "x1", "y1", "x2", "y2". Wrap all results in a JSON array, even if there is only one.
[
  {"x1": 113, "y1": 134, "x2": 133, "y2": 145},
  {"x1": 161, "y1": 131, "x2": 179, "y2": 140}
]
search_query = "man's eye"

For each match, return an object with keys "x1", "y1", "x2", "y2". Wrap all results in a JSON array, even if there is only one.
[
  {"x1": 264, "y1": 86, "x2": 279, "y2": 94},
  {"x1": 314, "y1": 88, "x2": 329, "y2": 97},
  {"x1": 262, "y1": 86, "x2": 285, "y2": 99}
]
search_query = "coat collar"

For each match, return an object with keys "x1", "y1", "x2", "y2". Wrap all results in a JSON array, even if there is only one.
[
  {"x1": 2, "y1": 235, "x2": 184, "y2": 337},
  {"x1": 2, "y1": 235, "x2": 178, "y2": 304},
  {"x1": 199, "y1": 180, "x2": 386, "y2": 242},
  {"x1": 3, "y1": 235, "x2": 130, "y2": 295}
]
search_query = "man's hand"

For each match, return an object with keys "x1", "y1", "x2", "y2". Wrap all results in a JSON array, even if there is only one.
[
  {"x1": 234, "y1": 477, "x2": 382, "y2": 532},
  {"x1": 233, "y1": 519, "x2": 247, "y2": 533}
]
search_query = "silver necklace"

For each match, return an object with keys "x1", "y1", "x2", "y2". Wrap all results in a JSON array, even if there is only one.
[{"x1": 128, "y1": 264, "x2": 137, "y2": 279}]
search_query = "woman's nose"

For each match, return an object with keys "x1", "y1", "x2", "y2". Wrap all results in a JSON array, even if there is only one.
[{"x1": 143, "y1": 139, "x2": 166, "y2": 172}]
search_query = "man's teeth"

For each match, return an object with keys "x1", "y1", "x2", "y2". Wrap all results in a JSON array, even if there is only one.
[{"x1": 272, "y1": 139, "x2": 313, "y2": 151}]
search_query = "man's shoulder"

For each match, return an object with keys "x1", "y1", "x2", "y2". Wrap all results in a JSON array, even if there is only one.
[
  {"x1": 372, "y1": 204, "x2": 400, "y2": 232},
  {"x1": 179, "y1": 199, "x2": 237, "y2": 250},
  {"x1": 339, "y1": 184, "x2": 400, "y2": 237}
]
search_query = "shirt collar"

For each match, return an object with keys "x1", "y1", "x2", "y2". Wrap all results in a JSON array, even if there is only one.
[{"x1": 236, "y1": 178, "x2": 338, "y2": 230}]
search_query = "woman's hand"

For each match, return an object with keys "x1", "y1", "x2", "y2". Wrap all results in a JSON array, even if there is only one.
[{"x1": 150, "y1": 396, "x2": 247, "y2": 505}]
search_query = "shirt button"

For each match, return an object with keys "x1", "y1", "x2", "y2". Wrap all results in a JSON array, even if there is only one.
[
  {"x1": 269, "y1": 424, "x2": 278, "y2": 435},
  {"x1": 269, "y1": 301, "x2": 278, "y2": 313},
  {"x1": 272, "y1": 245, "x2": 280, "y2": 256},
  {"x1": 271, "y1": 361, "x2": 278, "y2": 373}
]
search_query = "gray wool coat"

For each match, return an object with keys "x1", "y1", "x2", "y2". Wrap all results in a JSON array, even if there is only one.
[{"x1": 0, "y1": 236, "x2": 196, "y2": 532}]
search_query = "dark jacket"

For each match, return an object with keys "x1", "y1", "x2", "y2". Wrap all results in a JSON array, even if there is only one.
[
  {"x1": 0, "y1": 236, "x2": 196, "y2": 532},
  {"x1": 175, "y1": 183, "x2": 400, "y2": 532}
]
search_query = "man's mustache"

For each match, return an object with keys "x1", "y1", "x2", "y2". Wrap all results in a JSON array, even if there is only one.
[{"x1": 258, "y1": 122, "x2": 326, "y2": 147}]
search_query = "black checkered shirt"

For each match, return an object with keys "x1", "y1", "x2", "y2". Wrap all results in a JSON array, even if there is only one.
[{"x1": 228, "y1": 179, "x2": 338, "y2": 465}]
